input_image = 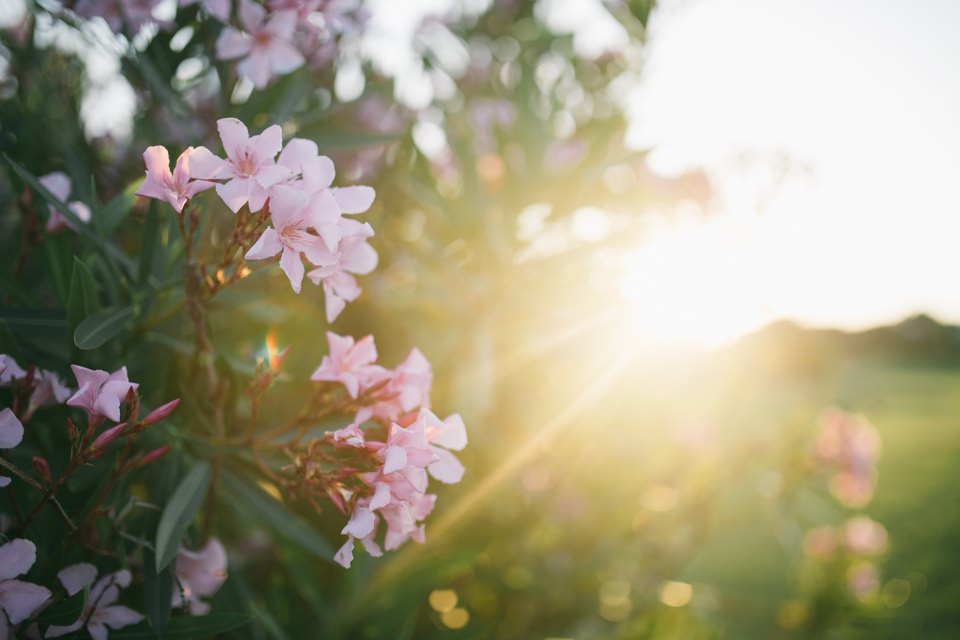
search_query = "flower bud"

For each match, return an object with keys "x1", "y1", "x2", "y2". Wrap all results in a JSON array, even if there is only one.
[
  {"x1": 90, "y1": 422, "x2": 128, "y2": 451},
  {"x1": 122, "y1": 387, "x2": 140, "y2": 422},
  {"x1": 140, "y1": 399, "x2": 180, "y2": 427},
  {"x1": 136, "y1": 445, "x2": 172, "y2": 468},
  {"x1": 31, "y1": 456, "x2": 51, "y2": 483}
]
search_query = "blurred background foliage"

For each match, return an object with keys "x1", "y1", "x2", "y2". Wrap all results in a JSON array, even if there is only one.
[{"x1": 2, "y1": 0, "x2": 958, "y2": 638}]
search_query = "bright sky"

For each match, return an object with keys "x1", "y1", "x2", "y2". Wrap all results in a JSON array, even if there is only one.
[{"x1": 624, "y1": 0, "x2": 960, "y2": 334}]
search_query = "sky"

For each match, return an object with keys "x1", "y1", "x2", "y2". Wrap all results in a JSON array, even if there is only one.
[{"x1": 624, "y1": 0, "x2": 960, "y2": 333}]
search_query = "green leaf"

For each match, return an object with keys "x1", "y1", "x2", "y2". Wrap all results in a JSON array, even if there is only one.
[
  {"x1": 42, "y1": 234, "x2": 71, "y2": 304},
  {"x1": 0, "y1": 320, "x2": 24, "y2": 361},
  {"x1": 98, "y1": 180, "x2": 140, "y2": 235},
  {"x1": 143, "y1": 546, "x2": 174, "y2": 638},
  {"x1": 34, "y1": 587, "x2": 87, "y2": 625},
  {"x1": 67, "y1": 256, "x2": 99, "y2": 342},
  {"x1": 139, "y1": 203, "x2": 160, "y2": 286},
  {"x1": 0, "y1": 269, "x2": 36, "y2": 305},
  {"x1": 221, "y1": 469, "x2": 334, "y2": 560},
  {"x1": 73, "y1": 305, "x2": 135, "y2": 350},
  {"x1": 109, "y1": 613, "x2": 252, "y2": 639},
  {"x1": 155, "y1": 461, "x2": 211, "y2": 572}
]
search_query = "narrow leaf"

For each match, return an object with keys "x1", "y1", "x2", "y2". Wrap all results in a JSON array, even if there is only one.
[
  {"x1": 155, "y1": 461, "x2": 211, "y2": 571},
  {"x1": 74, "y1": 305, "x2": 135, "y2": 350},
  {"x1": 98, "y1": 180, "x2": 140, "y2": 235},
  {"x1": 143, "y1": 546, "x2": 174, "y2": 638},
  {"x1": 109, "y1": 613, "x2": 251, "y2": 639},
  {"x1": 221, "y1": 469, "x2": 334, "y2": 559},
  {"x1": 67, "y1": 256, "x2": 99, "y2": 342},
  {"x1": 34, "y1": 588, "x2": 87, "y2": 625}
]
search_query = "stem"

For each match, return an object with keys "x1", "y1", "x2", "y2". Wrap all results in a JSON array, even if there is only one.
[{"x1": 15, "y1": 457, "x2": 80, "y2": 535}]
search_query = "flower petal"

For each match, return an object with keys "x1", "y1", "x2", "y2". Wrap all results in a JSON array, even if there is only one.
[
  {"x1": 187, "y1": 146, "x2": 229, "y2": 180},
  {"x1": 58, "y1": 563, "x2": 98, "y2": 596},
  {"x1": 0, "y1": 540, "x2": 35, "y2": 581},
  {"x1": 0, "y1": 409, "x2": 23, "y2": 450},
  {"x1": 217, "y1": 118, "x2": 250, "y2": 163},
  {"x1": 0, "y1": 579, "x2": 51, "y2": 624},
  {"x1": 244, "y1": 227, "x2": 283, "y2": 260},
  {"x1": 331, "y1": 186, "x2": 375, "y2": 214}
]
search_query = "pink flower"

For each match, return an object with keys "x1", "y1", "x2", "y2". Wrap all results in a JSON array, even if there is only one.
[
  {"x1": 0, "y1": 539, "x2": 52, "y2": 632},
  {"x1": 329, "y1": 422, "x2": 365, "y2": 447},
  {"x1": 243, "y1": 185, "x2": 336, "y2": 292},
  {"x1": 172, "y1": 538, "x2": 228, "y2": 616},
  {"x1": 421, "y1": 409, "x2": 467, "y2": 484},
  {"x1": 0, "y1": 409, "x2": 24, "y2": 488},
  {"x1": 47, "y1": 565, "x2": 143, "y2": 639},
  {"x1": 136, "y1": 146, "x2": 214, "y2": 213},
  {"x1": 357, "y1": 348, "x2": 432, "y2": 424},
  {"x1": 0, "y1": 355, "x2": 26, "y2": 385},
  {"x1": 38, "y1": 172, "x2": 91, "y2": 234},
  {"x1": 843, "y1": 516, "x2": 888, "y2": 556},
  {"x1": 189, "y1": 118, "x2": 291, "y2": 213},
  {"x1": 310, "y1": 332, "x2": 387, "y2": 399},
  {"x1": 25, "y1": 370, "x2": 72, "y2": 419},
  {"x1": 306, "y1": 221, "x2": 378, "y2": 322},
  {"x1": 75, "y1": 0, "x2": 165, "y2": 34},
  {"x1": 215, "y1": 0, "x2": 304, "y2": 89},
  {"x1": 66, "y1": 366, "x2": 139, "y2": 423},
  {"x1": 846, "y1": 562, "x2": 879, "y2": 600},
  {"x1": 814, "y1": 409, "x2": 881, "y2": 508}
]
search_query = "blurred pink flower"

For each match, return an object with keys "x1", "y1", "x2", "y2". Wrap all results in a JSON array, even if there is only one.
[
  {"x1": 47, "y1": 565, "x2": 143, "y2": 639},
  {"x1": 803, "y1": 526, "x2": 838, "y2": 559},
  {"x1": 243, "y1": 185, "x2": 336, "y2": 292},
  {"x1": 216, "y1": 0, "x2": 304, "y2": 89},
  {"x1": 172, "y1": 538, "x2": 228, "y2": 615},
  {"x1": 814, "y1": 409, "x2": 881, "y2": 508},
  {"x1": 843, "y1": 516, "x2": 888, "y2": 556},
  {"x1": 0, "y1": 355, "x2": 26, "y2": 385},
  {"x1": 310, "y1": 332, "x2": 387, "y2": 399},
  {"x1": 67, "y1": 365, "x2": 139, "y2": 423},
  {"x1": 38, "y1": 172, "x2": 91, "y2": 234},
  {"x1": 136, "y1": 146, "x2": 214, "y2": 213},
  {"x1": 25, "y1": 370, "x2": 72, "y2": 419},
  {"x1": 0, "y1": 539, "x2": 52, "y2": 631},
  {"x1": 189, "y1": 118, "x2": 290, "y2": 213},
  {"x1": 0, "y1": 410, "x2": 24, "y2": 487},
  {"x1": 846, "y1": 562, "x2": 879, "y2": 600},
  {"x1": 76, "y1": 0, "x2": 165, "y2": 34}
]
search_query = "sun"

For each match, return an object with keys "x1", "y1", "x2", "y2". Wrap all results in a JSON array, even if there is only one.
[{"x1": 616, "y1": 214, "x2": 773, "y2": 349}]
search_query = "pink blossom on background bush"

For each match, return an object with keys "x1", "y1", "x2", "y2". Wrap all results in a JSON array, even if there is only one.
[
  {"x1": 38, "y1": 172, "x2": 91, "y2": 234},
  {"x1": 173, "y1": 538, "x2": 229, "y2": 615},
  {"x1": 216, "y1": 0, "x2": 305, "y2": 89},
  {"x1": 67, "y1": 366, "x2": 139, "y2": 423},
  {"x1": 0, "y1": 354, "x2": 26, "y2": 384},
  {"x1": 47, "y1": 565, "x2": 143, "y2": 639},
  {"x1": 0, "y1": 539, "x2": 52, "y2": 632},
  {"x1": 75, "y1": 0, "x2": 166, "y2": 35},
  {"x1": 814, "y1": 408, "x2": 881, "y2": 508},
  {"x1": 189, "y1": 118, "x2": 290, "y2": 213},
  {"x1": 136, "y1": 146, "x2": 214, "y2": 213}
]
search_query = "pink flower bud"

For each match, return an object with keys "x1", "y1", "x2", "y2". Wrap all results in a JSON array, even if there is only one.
[
  {"x1": 137, "y1": 445, "x2": 171, "y2": 468},
  {"x1": 32, "y1": 456, "x2": 51, "y2": 482},
  {"x1": 140, "y1": 399, "x2": 180, "y2": 426},
  {"x1": 91, "y1": 422, "x2": 128, "y2": 451}
]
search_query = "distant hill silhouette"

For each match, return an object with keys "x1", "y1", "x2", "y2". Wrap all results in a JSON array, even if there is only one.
[{"x1": 729, "y1": 314, "x2": 960, "y2": 374}]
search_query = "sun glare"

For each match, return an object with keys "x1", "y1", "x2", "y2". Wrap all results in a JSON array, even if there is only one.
[{"x1": 617, "y1": 214, "x2": 772, "y2": 349}]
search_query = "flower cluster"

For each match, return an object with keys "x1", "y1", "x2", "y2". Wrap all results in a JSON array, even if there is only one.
[
  {"x1": 304, "y1": 332, "x2": 466, "y2": 568},
  {"x1": 803, "y1": 515, "x2": 889, "y2": 600},
  {"x1": 0, "y1": 354, "x2": 72, "y2": 421},
  {"x1": 38, "y1": 172, "x2": 91, "y2": 234},
  {"x1": 212, "y1": 0, "x2": 368, "y2": 88},
  {"x1": 138, "y1": 118, "x2": 378, "y2": 321},
  {"x1": 813, "y1": 408, "x2": 882, "y2": 508},
  {"x1": 0, "y1": 537, "x2": 226, "y2": 638}
]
